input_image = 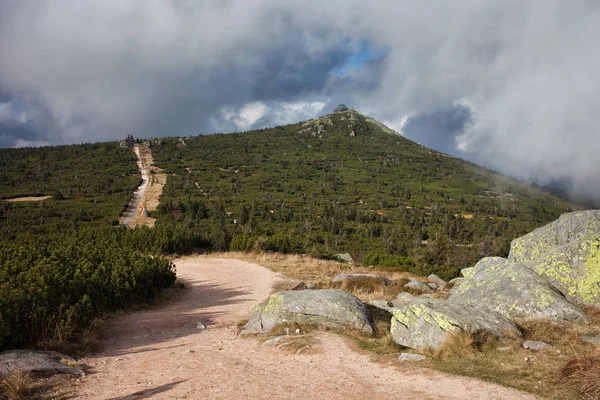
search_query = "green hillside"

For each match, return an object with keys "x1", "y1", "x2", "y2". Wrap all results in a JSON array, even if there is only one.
[{"x1": 150, "y1": 109, "x2": 579, "y2": 277}]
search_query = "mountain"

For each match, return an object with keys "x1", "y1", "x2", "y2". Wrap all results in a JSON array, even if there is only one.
[{"x1": 149, "y1": 109, "x2": 579, "y2": 278}]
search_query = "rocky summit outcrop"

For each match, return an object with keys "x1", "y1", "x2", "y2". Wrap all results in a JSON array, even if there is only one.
[
  {"x1": 508, "y1": 210, "x2": 600, "y2": 307},
  {"x1": 449, "y1": 257, "x2": 588, "y2": 323},
  {"x1": 0, "y1": 350, "x2": 84, "y2": 377},
  {"x1": 242, "y1": 289, "x2": 374, "y2": 335},
  {"x1": 390, "y1": 299, "x2": 520, "y2": 350}
]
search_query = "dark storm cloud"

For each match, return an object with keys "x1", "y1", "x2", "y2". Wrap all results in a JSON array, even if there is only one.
[
  {"x1": 0, "y1": 1, "x2": 599, "y2": 200},
  {"x1": 402, "y1": 105, "x2": 473, "y2": 157}
]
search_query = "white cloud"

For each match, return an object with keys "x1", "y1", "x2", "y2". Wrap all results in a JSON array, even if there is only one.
[{"x1": 212, "y1": 100, "x2": 327, "y2": 132}]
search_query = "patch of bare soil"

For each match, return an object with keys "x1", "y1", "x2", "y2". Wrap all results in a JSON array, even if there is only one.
[
  {"x1": 121, "y1": 144, "x2": 166, "y2": 228},
  {"x1": 76, "y1": 257, "x2": 536, "y2": 400},
  {"x1": 5, "y1": 196, "x2": 51, "y2": 202}
]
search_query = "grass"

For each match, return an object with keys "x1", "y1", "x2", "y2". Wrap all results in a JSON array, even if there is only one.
[
  {"x1": 0, "y1": 372, "x2": 72, "y2": 400},
  {"x1": 206, "y1": 251, "x2": 448, "y2": 302},
  {"x1": 557, "y1": 356, "x2": 600, "y2": 399},
  {"x1": 427, "y1": 314, "x2": 600, "y2": 400}
]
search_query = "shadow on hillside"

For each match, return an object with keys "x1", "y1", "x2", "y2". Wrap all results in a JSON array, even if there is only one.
[
  {"x1": 85, "y1": 278, "x2": 254, "y2": 358},
  {"x1": 105, "y1": 379, "x2": 186, "y2": 400}
]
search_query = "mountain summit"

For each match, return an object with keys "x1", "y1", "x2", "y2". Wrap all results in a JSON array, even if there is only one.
[{"x1": 151, "y1": 111, "x2": 578, "y2": 277}]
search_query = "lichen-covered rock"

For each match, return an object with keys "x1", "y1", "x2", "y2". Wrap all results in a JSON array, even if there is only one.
[
  {"x1": 332, "y1": 273, "x2": 395, "y2": 286},
  {"x1": 390, "y1": 300, "x2": 519, "y2": 350},
  {"x1": 509, "y1": 210, "x2": 600, "y2": 264},
  {"x1": 242, "y1": 290, "x2": 374, "y2": 335},
  {"x1": 450, "y1": 257, "x2": 588, "y2": 323},
  {"x1": 0, "y1": 350, "x2": 83, "y2": 377},
  {"x1": 508, "y1": 210, "x2": 600, "y2": 307},
  {"x1": 428, "y1": 274, "x2": 447, "y2": 287},
  {"x1": 404, "y1": 279, "x2": 433, "y2": 292},
  {"x1": 521, "y1": 239, "x2": 600, "y2": 307}
]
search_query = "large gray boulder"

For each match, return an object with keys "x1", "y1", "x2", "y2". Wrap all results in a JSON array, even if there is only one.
[
  {"x1": 508, "y1": 210, "x2": 600, "y2": 307},
  {"x1": 509, "y1": 210, "x2": 600, "y2": 263},
  {"x1": 449, "y1": 257, "x2": 588, "y2": 323},
  {"x1": 390, "y1": 299, "x2": 520, "y2": 350},
  {"x1": 332, "y1": 273, "x2": 395, "y2": 286},
  {"x1": 242, "y1": 290, "x2": 374, "y2": 335},
  {"x1": 0, "y1": 350, "x2": 84, "y2": 377}
]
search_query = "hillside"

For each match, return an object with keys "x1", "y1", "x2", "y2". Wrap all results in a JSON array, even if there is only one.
[{"x1": 150, "y1": 109, "x2": 579, "y2": 278}]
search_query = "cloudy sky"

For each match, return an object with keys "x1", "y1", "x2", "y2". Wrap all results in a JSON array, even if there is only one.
[{"x1": 1, "y1": 1, "x2": 599, "y2": 201}]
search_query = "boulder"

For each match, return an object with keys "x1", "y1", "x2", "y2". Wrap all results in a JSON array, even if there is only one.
[
  {"x1": 404, "y1": 279, "x2": 432, "y2": 293},
  {"x1": 332, "y1": 273, "x2": 395, "y2": 286},
  {"x1": 390, "y1": 299, "x2": 520, "y2": 350},
  {"x1": 392, "y1": 292, "x2": 446, "y2": 308},
  {"x1": 522, "y1": 340, "x2": 552, "y2": 351},
  {"x1": 509, "y1": 210, "x2": 600, "y2": 264},
  {"x1": 508, "y1": 210, "x2": 600, "y2": 307},
  {"x1": 0, "y1": 350, "x2": 83, "y2": 377},
  {"x1": 427, "y1": 282, "x2": 439, "y2": 290},
  {"x1": 290, "y1": 281, "x2": 317, "y2": 291},
  {"x1": 242, "y1": 290, "x2": 374, "y2": 335},
  {"x1": 365, "y1": 300, "x2": 396, "y2": 313},
  {"x1": 428, "y1": 274, "x2": 447, "y2": 287},
  {"x1": 333, "y1": 253, "x2": 354, "y2": 263},
  {"x1": 449, "y1": 257, "x2": 588, "y2": 323},
  {"x1": 334, "y1": 104, "x2": 350, "y2": 113}
]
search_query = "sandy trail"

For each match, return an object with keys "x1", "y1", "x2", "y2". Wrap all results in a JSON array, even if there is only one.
[
  {"x1": 5, "y1": 195, "x2": 51, "y2": 202},
  {"x1": 77, "y1": 257, "x2": 536, "y2": 400},
  {"x1": 121, "y1": 144, "x2": 166, "y2": 228}
]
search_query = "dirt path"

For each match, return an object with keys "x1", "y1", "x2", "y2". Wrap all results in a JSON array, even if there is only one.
[
  {"x1": 4, "y1": 195, "x2": 51, "y2": 202},
  {"x1": 121, "y1": 144, "x2": 166, "y2": 228},
  {"x1": 76, "y1": 257, "x2": 536, "y2": 400}
]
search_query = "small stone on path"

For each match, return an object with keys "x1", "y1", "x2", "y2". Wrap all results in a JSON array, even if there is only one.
[{"x1": 399, "y1": 353, "x2": 427, "y2": 362}]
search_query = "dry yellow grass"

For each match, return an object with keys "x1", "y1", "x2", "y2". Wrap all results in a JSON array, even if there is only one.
[
  {"x1": 557, "y1": 356, "x2": 600, "y2": 399},
  {"x1": 208, "y1": 251, "x2": 436, "y2": 301}
]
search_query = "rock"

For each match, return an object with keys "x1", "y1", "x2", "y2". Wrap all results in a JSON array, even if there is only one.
[
  {"x1": 332, "y1": 273, "x2": 395, "y2": 286},
  {"x1": 449, "y1": 257, "x2": 588, "y2": 323},
  {"x1": 427, "y1": 282, "x2": 439, "y2": 290},
  {"x1": 392, "y1": 292, "x2": 446, "y2": 308},
  {"x1": 580, "y1": 335, "x2": 600, "y2": 345},
  {"x1": 365, "y1": 300, "x2": 396, "y2": 313},
  {"x1": 334, "y1": 104, "x2": 350, "y2": 113},
  {"x1": 428, "y1": 274, "x2": 447, "y2": 287},
  {"x1": 461, "y1": 267, "x2": 475, "y2": 278},
  {"x1": 508, "y1": 210, "x2": 600, "y2": 307},
  {"x1": 0, "y1": 350, "x2": 84, "y2": 377},
  {"x1": 522, "y1": 340, "x2": 553, "y2": 351},
  {"x1": 497, "y1": 346, "x2": 511, "y2": 351},
  {"x1": 196, "y1": 321, "x2": 207, "y2": 330},
  {"x1": 290, "y1": 281, "x2": 317, "y2": 291},
  {"x1": 399, "y1": 353, "x2": 427, "y2": 361},
  {"x1": 390, "y1": 299, "x2": 520, "y2": 350},
  {"x1": 509, "y1": 210, "x2": 600, "y2": 264},
  {"x1": 333, "y1": 253, "x2": 354, "y2": 263},
  {"x1": 448, "y1": 277, "x2": 463, "y2": 286},
  {"x1": 404, "y1": 279, "x2": 432, "y2": 293},
  {"x1": 242, "y1": 289, "x2": 374, "y2": 335}
]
